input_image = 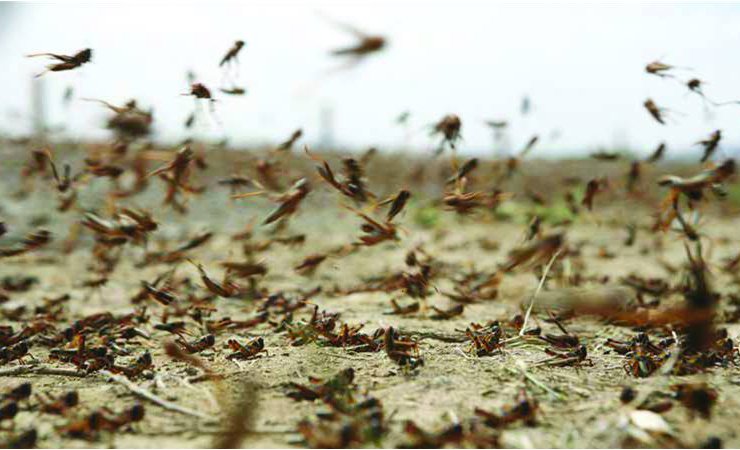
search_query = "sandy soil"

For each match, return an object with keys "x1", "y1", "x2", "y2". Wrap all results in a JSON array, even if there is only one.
[{"x1": 1, "y1": 149, "x2": 739, "y2": 448}]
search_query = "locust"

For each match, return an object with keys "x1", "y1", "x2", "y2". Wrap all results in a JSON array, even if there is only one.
[
  {"x1": 431, "y1": 114, "x2": 462, "y2": 152},
  {"x1": 327, "y1": 17, "x2": 385, "y2": 61},
  {"x1": 346, "y1": 206, "x2": 399, "y2": 247},
  {"x1": 590, "y1": 151, "x2": 620, "y2": 161},
  {"x1": 380, "y1": 190, "x2": 411, "y2": 222},
  {"x1": 645, "y1": 60, "x2": 676, "y2": 77},
  {"x1": 220, "y1": 40, "x2": 245, "y2": 67},
  {"x1": 445, "y1": 158, "x2": 478, "y2": 185},
  {"x1": 502, "y1": 135, "x2": 539, "y2": 180},
  {"x1": 3, "y1": 428, "x2": 36, "y2": 448},
  {"x1": 657, "y1": 159, "x2": 734, "y2": 202},
  {"x1": 225, "y1": 337, "x2": 267, "y2": 360},
  {"x1": 582, "y1": 178, "x2": 608, "y2": 210},
  {"x1": 646, "y1": 142, "x2": 666, "y2": 163},
  {"x1": 306, "y1": 146, "x2": 373, "y2": 203},
  {"x1": 384, "y1": 299, "x2": 420, "y2": 316},
  {"x1": 28, "y1": 48, "x2": 92, "y2": 77},
  {"x1": 219, "y1": 86, "x2": 246, "y2": 95},
  {"x1": 36, "y1": 391, "x2": 79, "y2": 416},
  {"x1": 671, "y1": 383, "x2": 717, "y2": 419},
  {"x1": 294, "y1": 254, "x2": 329, "y2": 276},
  {"x1": 0, "y1": 229, "x2": 52, "y2": 258},
  {"x1": 644, "y1": 98, "x2": 668, "y2": 124},
  {"x1": 233, "y1": 178, "x2": 311, "y2": 225},
  {"x1": 503, "y1": 233, "x2": 564, "y2": 272},
  {"x1": 189, "y1": 260, "x2": 241, "y2": 298},
  {"x1": 276, "y1": 129, "x2": 303, "y2": 152},
  {"x1": 0, "y1": 402, "x2": 19, "y2": 424},
  {"x1": 429, "y1": 304, "x2": 464, "y2": 320},
  {"x1": 176, "y1": 334, "x2": 216, "y2": 354},
  {"x1": 697, "y1": 130, "x2": 722, "y2": 163},
  {"x1": 184, "y1": 83, "x2": 214, "y2": 101},
  {"x1": 2, "y1": 383, "x2": 31, "y2": 403},
  {"x1": 474, "y1": 390, "x2": 538, "y2": 427}
]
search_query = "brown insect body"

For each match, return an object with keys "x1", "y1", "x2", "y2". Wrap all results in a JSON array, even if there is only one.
[{"x1": 28, "y1": 48, "x2": 92, "y2": 77}]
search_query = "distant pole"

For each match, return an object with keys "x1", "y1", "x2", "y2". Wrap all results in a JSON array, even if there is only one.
[
  {"x1": 318, "y1": 103, "x2": 335, "y2": 150},
  {"x1": 31, "y1": 75, "x2": 47, "y2": 139}
]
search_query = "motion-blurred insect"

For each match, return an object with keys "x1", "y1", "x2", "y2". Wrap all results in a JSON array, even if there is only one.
[
  {"x1": 686, "y1": 78, "x2": 709, "y2": 99},
  {"x1": 183, "y1": 83, "x2": 217, "y2": 115},
  {"x1": 474, "y1": 390, "x2": 539, "y2": 428},
  {"x1": 646, "y1": 142, "x2": 666, "y2": 163},
  {"x1": 99, "y1": 404, "x2": 146, "y2": 432},
  {"x1": 503, "y1": 233, "x2": 564, "y2": 272},
  {"x1": 645, "y1": 60, "x2": 676, "y2": 78},
  {"x1": 2, "y1": 383, "x2": 31, "y2": 403},
  {"x1": 0, "y1": 230, "x2": 52, "y2": 258},
  {"x1": 189, "y1": 260, "x2": 240, "y2": 298},
  {"x1": 184, "y1": 83, "x2": 214, "y2": 101},
  {"x1": 485, "y1": 120, "x2": 508, "y2": 130},
  {"x1": 265, "y1": 178, "x2": 311, "y2": 225},
  {"x1": 294, "y1": 254, "x2": 328, "y2": 276},
  {"x1": 346, "y1": 206, "x2": 399, "y2": 247},
  {"x1": 654, "y1": 160, "x2": 735, "y2": 231},
  {"x1": 63, "y1": 86, "x2": 74, "y2": 106},
  {"x1": 521, "y1": 96, "x2": 531, "y2": 115},
  {"x1": 446, "y1": 158, "x2": 478, "y2": 185},
  {"x1": 184, "y1": 112, "x2": 196, "y2": 129},
  {"x1": 3, "y1": 428, "x2": 36, "y2": 448},
  {"x1": 396, "y1": 111, "x2": 411, "y2": 125},
  {"x1": 220, "y1": 40, "x2": 245, "y2": 67},
  {"x1": 644, "y1": 98, "x2": 668, "y2": 124},
  {"x1": 37, "y1": 391, "x2": 79, "y2": 416},
  {"x1": 380, "y1": 189, "x2": 411, "y2": 222},
  {"x1": 590, "y1": 151, "x2": 620, "y2": 161},
  {"x1": 582, "y1": 178, "x2": 607, "y2": 210},
  {"x1": 697, "y1": 130, "x2": 721, "y2": 163},
  {"x1": 306, "y1": 147, "x2": 373, "y2": 203},
  {"x1": 276, "y1": 129, "x2": 303, "y2": 152},
  {"x1": 671, "y1": 383, "x2": 717, "y2": 419},
  {"x1": 219, "y1": 86, "x2": 246, "y2": 96},
  {"x1": 429, "y1": 304, "x2": 464, "y2": 320},
  {"x1": 27, "y1": 48, "x2": 92, "y2": 77},
  {"x1": 0, "y1": 402, "x2": 19, "y2": 424},
  {"x1": 43, "y1": 149, "x2": 73, "y2": 193},
  {"x1": 431, "y1": 114, "x2": 462, "y2": 153},
  {"x1": 327, "y1": 17, "x2": 385, "y2": 62},
  {"x1": 626, "y1": 161, "x2": 641, "y2": 193}
]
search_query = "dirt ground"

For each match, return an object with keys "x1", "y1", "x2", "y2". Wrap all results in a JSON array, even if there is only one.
[{"x1": 1, "y1": 147, "x2": 739, "y2": 448}]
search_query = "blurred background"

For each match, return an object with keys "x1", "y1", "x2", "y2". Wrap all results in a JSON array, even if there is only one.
[{"x1": 1, "y1": 1, "x2": 740, "y2": 157}]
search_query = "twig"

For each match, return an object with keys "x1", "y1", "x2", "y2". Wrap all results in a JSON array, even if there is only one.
[
  {"x1": 36, "y1": 367, "x2": 88, "y2": 377},
  {"x1": 659, "y1": 329, "x2": 682, "y2": 375},
  {"x1": 505, "y1": 365, "x2": 563, "y2": 400},
  {"x1": 189, "y1": 372, "x2": 226, "y2": 384},
  {"x1": 399, "y1": 329, "x2": 467, "y2": 343},
  {"x1": 0, "y1": 364, "x2": 87, "y2": 377},
  {"x1": 99, "y1": 370, "x2": 213, "y2": 420},
  {"x1": 454, "y1": 347, "x2": 473, "y2": 359},
  {"x1": 323, "y1": 350, "x2": 370, "y2": 360},
  {"x1": 0, "y1": 365, "x2": 41, "y2": 376},
  {"x1": 519, "y1": 249, "x2": 562, "y2": 336}
]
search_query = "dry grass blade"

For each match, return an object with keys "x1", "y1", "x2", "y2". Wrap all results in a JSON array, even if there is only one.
[
  {"x1": 100, "y1": 370, "x2": 213, "y2": 420},
  {"x1": 519, "y1": 249, "x2": 562, "y2": 336}
]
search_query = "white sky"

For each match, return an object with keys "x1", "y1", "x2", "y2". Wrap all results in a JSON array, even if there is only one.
[{"x1": 1, "y1": 2, "x2": 740, "y2": 157}]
